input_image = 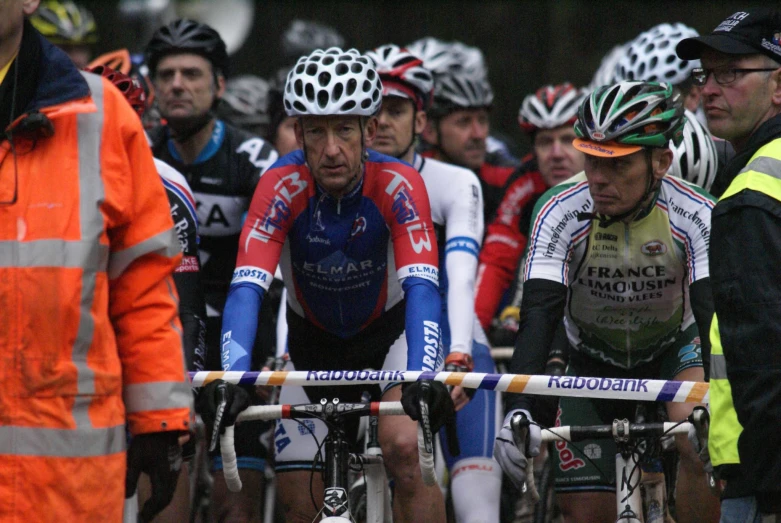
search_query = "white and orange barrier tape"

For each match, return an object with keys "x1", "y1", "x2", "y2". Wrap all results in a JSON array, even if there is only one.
[{"x1": 189, "y1": 370, "x2": 709, "y2": 404}]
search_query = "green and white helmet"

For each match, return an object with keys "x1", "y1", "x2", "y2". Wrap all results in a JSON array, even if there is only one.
[{"x1": 575, "y1": 81, "x2": 685, "y2": 151}]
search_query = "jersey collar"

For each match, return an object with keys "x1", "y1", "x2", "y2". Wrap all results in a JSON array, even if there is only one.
[{"x1": 166, "y1": 119, "x2": 225, "y2": 165}]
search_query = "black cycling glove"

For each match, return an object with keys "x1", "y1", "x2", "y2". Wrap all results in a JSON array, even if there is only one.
[
  {"x1": 125, "y1": 431, "x2": 182, "y2": 522},
  {"x1": 401, "y1": 380, "x2": 455, "y2": 433},
  {"x1": 196, "y1": 379, "x2": 250, "y2": 450}
]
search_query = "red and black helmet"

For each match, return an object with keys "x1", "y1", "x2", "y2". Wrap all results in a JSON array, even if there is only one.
[
  {"x1": 518, "y1": 83, "x2": 586, "y2": 134},
  {"x1": 84, "y1": 65, "x2": 147, "y2": 118}
]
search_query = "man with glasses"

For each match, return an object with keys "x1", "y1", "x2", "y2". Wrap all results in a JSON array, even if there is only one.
[{"x1": 677, "y1": 8, "x2": 781, "y2": 522}]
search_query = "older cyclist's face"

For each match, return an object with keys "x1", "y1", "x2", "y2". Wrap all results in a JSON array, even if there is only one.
[
  {"x1": 535, "y1": 126, "x2": 584, "y2": 187},
  {"x1": 432, "y1": 108, "x2": 489, "y2": 171},
  {"x1": 154, "y1": 53, "x2": 224, "y2": 121},
  {"x1": 584, "y1": 148, "x2": 671, "y2": 216},
  {"x1": 296, "y1": 115, "x2": 377, "y2": 197},
  {"x1": 374, "y1": 97, "x2": 426, "y2": 161}
]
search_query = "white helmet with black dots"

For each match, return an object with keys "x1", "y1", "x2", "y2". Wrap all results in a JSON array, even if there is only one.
[{"x1": 284, "y1": 47, "x2": 383, "y2": 117}]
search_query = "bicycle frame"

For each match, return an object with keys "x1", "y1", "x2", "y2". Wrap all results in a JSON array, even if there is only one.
[
  {"x1": 220, "y1": 399, "x2": 433, "y2": 523},
  {"x1": 538, "y1": 420, "x2": 690, "y2": 523}
]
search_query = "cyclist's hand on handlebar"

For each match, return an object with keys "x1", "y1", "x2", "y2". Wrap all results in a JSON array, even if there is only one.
[
  {"x1": 688, "y1": 406, "x2": 714, "y2": 474},
  {"x1": 401, "y1": 379, "x2": 455, "y2": 433},
  {"x1": 125, "y1": 431, "x2": 183, "y2": 522},
  {"x1": 197, "y1": 379, "x2": 250, "y2": 441},
  {"x1": 493, "y1": 409, "x2": 541, "y2": 490},
  {"x1": 445, "y1": 351, "x2": 475, "y2": 409}
]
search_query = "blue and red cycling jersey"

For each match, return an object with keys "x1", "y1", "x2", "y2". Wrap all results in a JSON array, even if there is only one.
[{"x1": 221, "y1": 150, "x2": 442, "y2": 373}]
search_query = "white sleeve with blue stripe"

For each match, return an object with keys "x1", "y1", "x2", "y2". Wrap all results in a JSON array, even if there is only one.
[{"x1": 439, "y1": 162, "x2": 484, "y2": 355}]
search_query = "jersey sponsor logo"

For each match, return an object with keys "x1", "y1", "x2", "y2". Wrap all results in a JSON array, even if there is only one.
[
  {"x1": 350, "y1": 216, "x2": 367, "y2": 238},
  {"x1": 231, "y1": 265, "x2": 271, "y2": 288},
  {"x1": 667, "y1": 196, "x2": 710, "y2": 243},
  {"x1": 548, "y1": 375, "x2": 650, "y2": 393},
  {"x1": 678, "y1": 342, "x2": 701, "y2": 363},
  {"x1": 312, "y1": 209, "x2": 326, "y2": 232},
  {"x1": 577, "y1": 265, "x2": 677, "y2": 303},
  {"x1": 195, "y1": 193, "x2": 249, "y2": 235},
  {"x1": 391, "y1": 187, "x2": 419, "y2": 224},
  {"x1": 274, "y1": 422, "x2": 291, "y2": 455},
  {"x1": 221, "y1": 330, "x2": 232, "y2": 371},
  {"x1": 498, "y1": 178, "x2": 535, "y2": 226},
  {"x1": 554, "y1": 407, "x2": 586, "y2": 472},
  {"x1": 594, "y1": 232, "x2": 617, "y2": 242},
  {"x1": 583, "y1": 443, "x2": 602, "y2": 460},
  {"x1": 397, "y1": 264, "x2": 439, "y2": 286},
  {"x1": 175, "y1": 255, "x2": 199, "y2": 273},
  {"x1": 544, "y1": 202, "x2": 592, "y2": 258},
  {"x1": 641, "y1": 240, "x2": 667, "y2": 256},
  {"x1": 302, "y1": 258, "x2": 374, "y2": 276},
  {"x1": 246, "y1": 172, "x2": 308, "y2": 248},
  {"x1": 306, "y1": 233, "x2": 331, "y2": 245},
  {"x1": 236, "y1": 137, "x2": 278, "y2": 171},
  {"x1": 383, "y1": 168, "x2": 433, "y2": 254},
  {"x1": 296, "y1": 419, "x2": 317, "y2": 436},
  {"x1": 421, "y1": 320, "x2": 440, "y2": 372},
  {"x1": 469, "y1": 184, "x2": 480, "y2": 232}
]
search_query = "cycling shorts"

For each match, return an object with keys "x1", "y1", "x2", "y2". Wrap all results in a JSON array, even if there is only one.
[
  {"x1": 552, "y1": 323, "x2": 702, "y2": 493},
  {"x1": 274, "y1": 301, "x2": 408, "y2": 472}
]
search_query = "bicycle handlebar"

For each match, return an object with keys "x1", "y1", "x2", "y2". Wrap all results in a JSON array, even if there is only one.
[
  {"x1": 538, "y1": 421, "x2": 691, "y2": 443},
  {"x1": 219, "y1": 401, "x2": 435, "y2": 492}
]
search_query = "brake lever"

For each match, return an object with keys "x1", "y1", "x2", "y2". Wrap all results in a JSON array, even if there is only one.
[
  {"x1": 208, "y1": 382, "x2": 229, "y2": 453},
  {"x1": 510, "y1": 412, "x2": 540, "y2": 502},
  {"x1": 690, "y1": 406, "x2": 717, "y2": 492}
]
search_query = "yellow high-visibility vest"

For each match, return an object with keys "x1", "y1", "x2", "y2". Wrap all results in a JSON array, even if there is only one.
[{"x1": 709, "y1": 137, "x2": 781, "y2": 468}]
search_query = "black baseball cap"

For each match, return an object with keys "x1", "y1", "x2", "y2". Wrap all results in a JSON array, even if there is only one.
[{"x1": 676, "y1": 8, "x2": 781, "y2": 63}]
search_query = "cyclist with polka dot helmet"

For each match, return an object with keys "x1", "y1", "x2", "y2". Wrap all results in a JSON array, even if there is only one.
[
  {"x1": 203, "y1": 47, "x2": 453, "y2": 522},
  {"x1": 614, "y1": 23, "x2": 730, "y2": 194},
  {"x1": 615, "y1": 23, "x2": 702, "y2": 111}
]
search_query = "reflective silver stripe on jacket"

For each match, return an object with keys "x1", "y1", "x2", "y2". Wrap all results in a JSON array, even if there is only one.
[
  {"x1": 0, "y1": 425, "x2": 125, "y2": 457},
  {"x1": 72, "y1": 71, "x2": 107, "y2": 430},
  {"x1": 124, "y1": 381, "x2": 193, "y2": 414}
]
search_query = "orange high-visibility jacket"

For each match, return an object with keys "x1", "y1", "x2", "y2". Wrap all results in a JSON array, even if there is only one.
[{"x1": 0, "y1": 32, "x2": 192, "y2": 521}]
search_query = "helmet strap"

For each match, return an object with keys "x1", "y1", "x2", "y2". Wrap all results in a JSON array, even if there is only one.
[{"x1": 394, "y1": 114, "x2": 418, "y2": 161}]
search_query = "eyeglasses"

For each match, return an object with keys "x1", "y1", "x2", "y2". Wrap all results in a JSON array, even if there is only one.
[{"x1": 691, "y1": 67, "x2": 779, "y2": 86}]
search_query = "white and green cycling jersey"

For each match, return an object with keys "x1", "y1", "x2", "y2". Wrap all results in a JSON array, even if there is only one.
[{"x1": 523, "y1": 172, "x2": 715, "y2": 368}]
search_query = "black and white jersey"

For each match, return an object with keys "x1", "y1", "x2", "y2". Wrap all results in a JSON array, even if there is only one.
[{"x1": 149, "y1": 120, "x2": 279, "y2": 316}]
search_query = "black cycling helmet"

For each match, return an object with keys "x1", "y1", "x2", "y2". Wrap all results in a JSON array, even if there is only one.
[{"x1": 145, "y1": 19, "x2": 229, "y2": 77}]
